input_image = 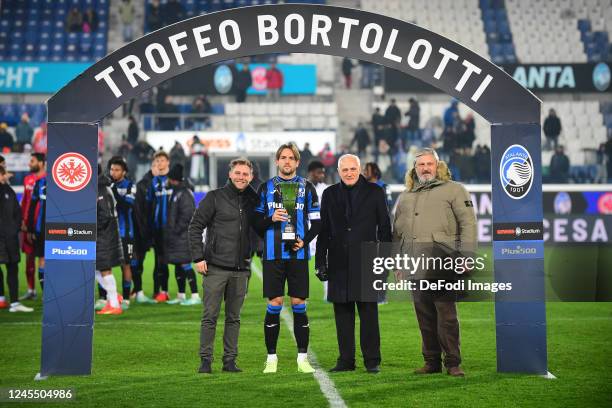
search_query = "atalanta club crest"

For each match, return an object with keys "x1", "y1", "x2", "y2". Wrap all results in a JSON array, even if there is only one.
[
  {"x1": 52, "y1": 152, "x2": 93, "y2": 192},
  {"x1": 499, "y1": 144, "x2": 533, "y2": 200}
]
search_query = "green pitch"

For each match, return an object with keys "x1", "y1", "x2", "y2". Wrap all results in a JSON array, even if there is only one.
[{"x1": 0, "y1": 252, "x2": 611, "y2": 408}]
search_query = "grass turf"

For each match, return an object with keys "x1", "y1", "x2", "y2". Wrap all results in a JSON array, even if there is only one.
[{"x1": 0, "y1": 253, "x2": 611, "y2": 408}]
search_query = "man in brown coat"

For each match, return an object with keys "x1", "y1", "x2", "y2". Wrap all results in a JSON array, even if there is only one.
[{"x1": 393, "y1": 148, "x2": 477, "y2": 377}]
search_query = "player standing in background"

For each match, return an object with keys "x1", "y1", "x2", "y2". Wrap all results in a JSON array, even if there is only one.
[
  {"x1": 108, "y1": 156, "x2": 135, "y2": 310},
  {"x1": 27, "y1": 157, "x2": 47, "y2": 292},
  {"x1": 96, "y1": 166, "x2": 125, "y2": 315},
  {"x1": 0, "y1": 166, "x2": 33, "y2": 312},
  {"x1": 306, "y1": 160, "x2": 329, "y2": 301},
  {"x1": 164, "y1": 164, "x2": 201, "y2": 306},
  {"x1": 253, "y1": 143, "x2": 321, "y2": 374},
  {"x1": 132, "y1": 160, "x2": 156, "y2": 304},
  {"x1": 19, "y1": 153, "x2": 46, "y2": 300},
  {"x1": 363, "y1": 162, "x2": 393, "y2": 209},
  {"x1": 363, "y1": 162, "x2": 393, "y2": 304},
  {"x1": 146, "y1": 151, "x2": 172, "y2": 302}
]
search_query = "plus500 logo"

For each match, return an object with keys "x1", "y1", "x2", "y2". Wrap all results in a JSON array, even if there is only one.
[
  {"x1": 500, "y1": 246, "x2": 537, "y2": 255},
  {"x1": 51, "y1": 246, "x2": 89, "y2": 256},
  {"x1": 494, "y1": 240, "x2": 543, "y2": 260},
  {"x1": 46, "y1": 241, "x2": 96, "y2": 260}
]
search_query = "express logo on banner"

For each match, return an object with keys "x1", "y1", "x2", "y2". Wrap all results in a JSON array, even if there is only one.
[
  {"x1": 493, "y1": 222, "x2": 544, "y2": 241},
  {"x1": 499, "y1": 144, "x2": 534, "y2": 200},
  {"x1": 52, "y1": 152, "x2": 92, "y2": 192}
]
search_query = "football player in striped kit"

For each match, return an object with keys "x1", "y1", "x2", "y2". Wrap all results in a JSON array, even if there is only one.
[
  {"x1": 108, "y1": 156, "x2": 136, "y2": 310},
  {"x1": 254, "y1": 143, "x2": 321, "y2": 374}
]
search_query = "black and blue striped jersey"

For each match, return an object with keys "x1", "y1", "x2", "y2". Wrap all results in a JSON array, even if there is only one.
[
  {"x1": 111, "y1": 178, "x2": 136, "y2": 240},
  {"x1": 146, "y1": 174, "x2": 172, "y2": 231},
  {"x1": 255, "y1": 175, "x2": 320, "y2": 261}
]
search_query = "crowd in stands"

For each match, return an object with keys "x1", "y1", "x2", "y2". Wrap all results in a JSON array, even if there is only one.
[
  {"x1": 119, "y1": 0, "x2": 136, "y2": 43},
  {"x1": 340, "y1": 98, "x2": 612, "y2": 185},
  {"x1": 65, "y1": 7, "x2": 99, "y2": 33},
  {"x1": 146, "y1": 0, "x2": 187, "y2": 32},
  {"x1": 134, "y1": 61, "x2": 284, "y2": 131},
  {"x1": 3, "y1": 98, "x2": 610, "y2": 187},
  {"x1": 113, "y1": 117, "x2": 209, "y2": 186},
  {"x1": 340, "y1": 98, "x2": 493, "y2": 185}
]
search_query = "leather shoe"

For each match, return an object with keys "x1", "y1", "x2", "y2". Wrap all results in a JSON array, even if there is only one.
[
  {"x1": 414, "y1": 365, "x2": 442, "y2": 374},
  {"x1": 447, "y1": 366, "x2": 465, "y2": 377},
  {"x1": 366, "y1": 365, "x2": 380, "y2": 374},
  {"x1": 329, "y1": 363, "x2": 355, "y2": 372},
  {"x1": 198, "y1": 359, "x2": 212, "y2": 374},
  {"x1": 222, "y1": 360, "x2": 242, "y2": 373}
]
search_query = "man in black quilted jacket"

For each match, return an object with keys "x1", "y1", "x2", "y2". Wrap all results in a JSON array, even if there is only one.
[{"x1": 188, "y1": 158, "x2": 259, "y2": 374}]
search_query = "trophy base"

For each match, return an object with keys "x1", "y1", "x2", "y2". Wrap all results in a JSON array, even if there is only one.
[{"x1": 282, "y1": 232, "x2": 296, "y2": 241}]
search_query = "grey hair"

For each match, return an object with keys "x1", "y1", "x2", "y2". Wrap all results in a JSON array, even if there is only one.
[
  {"x1": 337, "y1": 154, "x2": 361, "y2": 169},
  {"x1": 414, "y1": 148, "x2": 439, "y2": 166}
]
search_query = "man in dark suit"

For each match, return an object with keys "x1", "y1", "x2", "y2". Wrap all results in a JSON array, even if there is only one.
[{"x1": 316, "y1": 154, "x2": 392, "y2": 374}]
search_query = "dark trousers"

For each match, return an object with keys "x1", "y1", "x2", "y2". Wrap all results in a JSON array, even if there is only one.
[
  {"x1": 153, "y1": 231, "x2": 168, "y2": 293},
  {"x1": 235, "y1": 89, "x2": 247, "y2": 103},
  {"x1": 0, "y1": 263, "x2": 18, "y2": 303},
  {"x1": 333, "y1": 301, "x2": 381, "y2": 368},
  {"x1": 199, "y1": 265, "x2": 248, "y2": 363},
  {"x1": 413, "y1": 290, "x2": 461, "y2": 368}
]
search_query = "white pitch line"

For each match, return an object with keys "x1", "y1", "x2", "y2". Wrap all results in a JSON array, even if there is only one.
[{"x1": 251, "y1": 262, "x2": 347, "y2": 408}]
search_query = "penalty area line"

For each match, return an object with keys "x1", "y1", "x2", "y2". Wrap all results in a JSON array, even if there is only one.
[{"x1": 251, "y1": 262, "x2": 347, "y2": 408}]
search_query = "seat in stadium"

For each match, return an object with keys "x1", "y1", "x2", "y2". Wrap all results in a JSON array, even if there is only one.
[{"x1": 281, "y1": 103, "x2": 296, "y2": 116}]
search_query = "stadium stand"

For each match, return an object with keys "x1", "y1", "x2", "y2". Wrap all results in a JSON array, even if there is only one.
[
  {"x1": 0, "y1": 104, "x2": 46, "y2": 127},
  {"x1": 221, "y1": 101, "x2": 338, "y2": 131},
  {"x1": 371, "y1": 99, "x2": 609, "y2": 167},
  {"x1": 360, "y1": 0, "x2": 489, "y2": 59},
  {"x1": 480, "y1": 0, "x2": 516, "y2": 64},
  {"x1": 360, "y1": 0, "x2": 612, "y2": 69},
  {"x1": 144, "y1": 0, "x2": 327, "y2": 33},
  {"x1": 141, "y1": 101, "x2": 339, "y2": 131},
  {"x1": 0, "y1": 0, "x2": 110, "y2": 62},
  {"x1": 0, "y1": 0, "x2": 609, "y2": 185},
  {"x1": 372, "y1": 99, "x2": 491, "y2": 148},
  {"x1": 507, "y1": 0, "x2": 612, "y2": 64}
]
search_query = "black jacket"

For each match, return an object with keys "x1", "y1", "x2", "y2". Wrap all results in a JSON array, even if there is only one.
[
  {"x1": 550, "y1": 153, "x2": 570, "y2": 182},
  {"x1": 134, "y1": 170, "x2": 153, "y2": 254},
  {"x1": 188, "y1": 180, "x2": 258, "y2": 271},
  {"x1": 351, "y1": 127, "x2": 370, "y2": 151},
  {"x1": 316, "y1": 176, "x2": 392, "y2": 302},
  {"x1": 406, "y1": 102, "x2": 420, "y2": 130},
  {"x1": 543, "y1": 115, "x2": 561, "y2": 138},
  {"x1": 235, "y1": 69, "x2": 252, "y2": 92},
  {"x1": 165, "y1": 181, "x2": 196, "y2": 264},
  {"x1": 96, "y1": 175, "x2": 124, "y2": 270},
  {"x1": 0, "y1": 183, "x2": 21, "y2": 264}
]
